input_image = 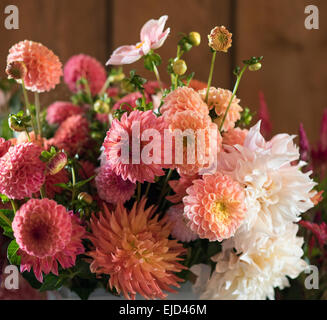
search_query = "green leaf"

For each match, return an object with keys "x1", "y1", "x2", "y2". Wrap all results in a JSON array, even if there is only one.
[
  {"x1": 55, "y1": 182, "x2": 73, "y2": 191},
  {"x1": 0, "y1": 209, "x2": 14, "y2": 238},
  {"x1": 74, "y1": 176, "x2": 95, "y2": 189},
  {"x1": 144, "y1": 52, "x2": 162, "y2": 71},
  {"x1": 39, "y1": 274, "x2": 64, "y2": 292},
  {"x1": 7, "y1": 240, "x2": 21, "y2": 265}
]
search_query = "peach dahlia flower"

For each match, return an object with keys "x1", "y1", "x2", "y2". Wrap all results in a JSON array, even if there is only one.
[{"x1": 87, "y1": 198, "x2": 186, "y2": 300}]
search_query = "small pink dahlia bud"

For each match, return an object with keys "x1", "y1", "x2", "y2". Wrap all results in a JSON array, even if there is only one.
[
  {"x1": 5, "y1": 61, "x2": 27, "y2": 80},
  {"x1": 47, "y1": 152, "x2": 68, "y2": 175}
]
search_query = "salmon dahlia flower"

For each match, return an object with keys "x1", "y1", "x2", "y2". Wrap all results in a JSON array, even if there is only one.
[
  {"x1": 222, "y1": 128, "x2": 248, "y2": 148},
  {"x1": 103, "y1": 110, "x2": 167, "y2": 183},
  {"x1": 107, "y1": 15, "x2": 170, "y2": 65},
  {"x1": 0, "y1": 143, "x2": 46, "y2": 199},
  {"x1": 199, "y1": 87, "x2": 242, "y2": 132},
  {"x1": 183, "y1": 172, "x2": 247, "y2": 241},
  {"x1": 7, "y1": 40, "x2": 62, "y2": 92},
  {"x1": 160, "y1": 87, "x2": 209, "y2": 120},
  {"x1": 12, "y1": 199, "x2": 85, "y2": 282},
  {"x1": 87, "y1": 198, "x2": 186, "y2": 300}
]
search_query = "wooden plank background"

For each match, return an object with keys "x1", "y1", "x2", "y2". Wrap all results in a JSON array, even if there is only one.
[{"x1": 0, "y1": 0, "x2": 326, "y2": 143}]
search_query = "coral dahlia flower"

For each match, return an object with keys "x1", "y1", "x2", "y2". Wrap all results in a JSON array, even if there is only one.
[
  {"x1": 222, "y1": 128, "x2": 248, "y2": 148},
  {"x1": 12, "y1": 199, "x2": 85, "y2": 282},
  {"x1": 87, "y1": 198, "x2": 186, "y2": 300},
  {"x1": 160, "y1": 87, "x2": 209, "y2": 120},
  {"x1": 64, "y1": 54, "x2": 107, "y2": 95},
  {"x1": 199, "y1": 87, "x2": 242, "y2": 132},
  {"x1": 167, "y1": 174, "x2": 199, "y2": 204},
  {"x1": 0, "y1": 143, "x2": 46, "y2": 199},
  {"x1": 7, "y1": 40, "x2": 62, "y2": 92},
  {"x1": 103, "y1": 110, "x2": 167, "y2": 183},
  {"x1": 107, "y1": 15, "x2": 170, "y2": 65},
  {"x1": 183, "y1": 172, "x2": 247, "y2": 241}
]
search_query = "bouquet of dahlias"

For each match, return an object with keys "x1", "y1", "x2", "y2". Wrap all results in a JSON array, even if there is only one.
[{"x1": 0, "y1": 15, "x2": 321, "y2": 300}]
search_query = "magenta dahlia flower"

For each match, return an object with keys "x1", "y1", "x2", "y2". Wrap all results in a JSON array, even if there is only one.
[
  {"x1": 0, "y1": 143, "x2": 46, "y2": 199},
  {"x1": 7, "y1": 40, "x2": 62, "y2": 92},
  {"x1": 95, "y1": 164, "x2": 136, "y2": 204},
  {"x1": 46, "y1": 101, "x2": 84, "y2": 125},
  {"x1": 64, "y1": 54, "x2": 107, "y2": 95},
  {"x1": 12, "y1": 199, "x2": 85, "y2": 282},
  {"x1": 103, "y1": 110, "x2": 167, "y2": 183}
]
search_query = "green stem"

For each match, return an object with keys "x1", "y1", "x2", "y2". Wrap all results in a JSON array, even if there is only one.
[
  {"x1": 158, "y1": 169, "x2": 173, "y2": 206},
  {"x1": 25, "y1": 128, "x2": 31, "y2": 142},
  {"x1": 34, "y1": 92, "x2": 42, "y2": 139},
  {"x1": 219, "y1": 65, "x2": 248, "y2": 133},
  {"x1": 9, "y1": 199, "x2": 17, "y2": 214},
  {"x1": 152, "y1": 62, "x2": 163, "y2": 93},
  {"x1": 0, "y1": 210, "x2": 12, "y2": 227},
  {"x1": 144, "y1": 182, "x2": 151, "y2": 198},
  {"x1": 99, "y1": 76, "x2": 112, "y2": 96},
  {"x1": 83, "y1": 79, "x2": 93, "y2": 104},
  {"x1": 21, "y1": 79, "x2": 37, "y2": 134},
  {"x1": 136, "y1": 182, "x2": 141, "y2": 202},
  {"x1": 40, "y1": 185, "x2": 46, "y2": 199},
  {"x1": 205, "y1": 50, "x2": 217, "y2": 103},
  {"x1": 71, "y1": 165, "x2": 77, "y2": 201}
]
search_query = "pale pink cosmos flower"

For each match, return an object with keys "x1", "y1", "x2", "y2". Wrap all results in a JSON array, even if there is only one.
[{"x1": 106, "y1": 15, "x2": 170, "y2": 65}]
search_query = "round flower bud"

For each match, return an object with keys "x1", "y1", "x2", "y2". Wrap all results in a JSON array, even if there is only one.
[
  {"x1": 47, "y1": 152, "x2": 68, "y2": 175},
  {"x1": 188, "y1": 32, "x2": 201, "y2": 46},
  {"x1": 78, "y1": 192, "x2": 93, "y2": 204},
  {"x1": 94, "y1": 100, "x2": 110, "y2": 114},
  {"x1": 91, "y1": 132, "x2": 103, "y2": 140},
  {"x1": 173, "y1": 59, "x2": 187, "y2": 76},
  {"x1": 6, "y1": 61, "x2": 27, "y2": 81},
  {"x1": 8, "y1": 116, "x2": 26, "y2": 132},
  {"x1": 249, "y1": 63, "x2": 262, "y2": 72},
  {"x1": 109, "y1": 72, "x2": 125, "y2": 83},
  {"x1": 208, "y1": 26, "x2": 232, "y2": 52}
]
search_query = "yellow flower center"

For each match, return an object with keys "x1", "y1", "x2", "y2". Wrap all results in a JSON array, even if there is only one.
[
  {"x1": 211, "y1": 201, "x2": 230, "y2": 223},
  {"x1": 136, "y1": 41, "x2": 144, "y2": 49}
]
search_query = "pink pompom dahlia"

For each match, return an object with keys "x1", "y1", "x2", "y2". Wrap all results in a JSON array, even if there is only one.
[
  {"x1": 95, "y1": 164, "x2": 136, "y2": 204},
  {"x1": 48, "y1": 115, "x2": 89, "y2": 156},
  {"x1": 160, "y1": 87, "x2": 209, "y2": 119},
  {"x1": 199, "y1": 87, "x2": 242, "y2": 132},
  {"x1": 64, "y1": 54, "x2": 107, "y2": 96},
  {"x1": 12, "y1": 199, "x2": 85, "y2": 282},
  {"x1": 0, "y1": 143, "x2": 45, "y2": 199},
  {"x1": 0, "y1": 138, "x2": 11, "y2": 157},
  {"x1": 7, "y1": 40, "x2": 62, "y2": 92},
  {"x1": 43, "y1": 169, "x2": 69, "y2": 199},
  {"x1": 79, "y1": 160, "x2": 96, "y2": 179},
  {"x1": 103, "y1": 110, "x2": 167, "y2": 183},
  {"x1": 87, "y1": 198, "x2": 186, "y2": 300},
  {"x1": 46, "y1": 101, "x2": 84, "y2": 125},
  {"x1": 183, "y1": 172, "x2": 247, "y2": 241},
  {"x1": 166, "y1": 203, "x2": 198, "y2": 242},
  {"x1": 113, "y1": 92, "x2": 151, "y2": 112}
]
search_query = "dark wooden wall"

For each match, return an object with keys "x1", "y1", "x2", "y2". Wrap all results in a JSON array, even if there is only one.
[{"x1": 0, "y1": 0, "x2": 326, "y2": 143}]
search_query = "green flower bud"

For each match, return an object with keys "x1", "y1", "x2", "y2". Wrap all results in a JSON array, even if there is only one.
[
  {"x1": 188, "y1": 32, "x2": 201, "y2": 46},
  {"x1": 78, "y1": 192, "x2": 93, "y2": 204},
  {"x1": 94, "y1": 100, "x2": 110, "y2": 114},
  {"x1": 8, "y1": 115, "x2": 26, "y2": 132},
  {"x1": 249, "y1": 63, "x2": 262, "y2": 72},
  {"x1": 91, "y1": 132, "x2": 102, "y2": 140},
  {"x1": 173, "y1": 59, "x2": 187, "y2": 76}
]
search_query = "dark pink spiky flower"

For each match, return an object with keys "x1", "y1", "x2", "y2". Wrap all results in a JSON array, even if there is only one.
[{"x1": 12, "y1": 199, "x2": 85, "y2": 282}]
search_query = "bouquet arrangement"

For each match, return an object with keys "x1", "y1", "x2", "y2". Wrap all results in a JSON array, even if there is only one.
[{"x1": 0, "y1": 15, "x2": 322, "y2": 300}]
